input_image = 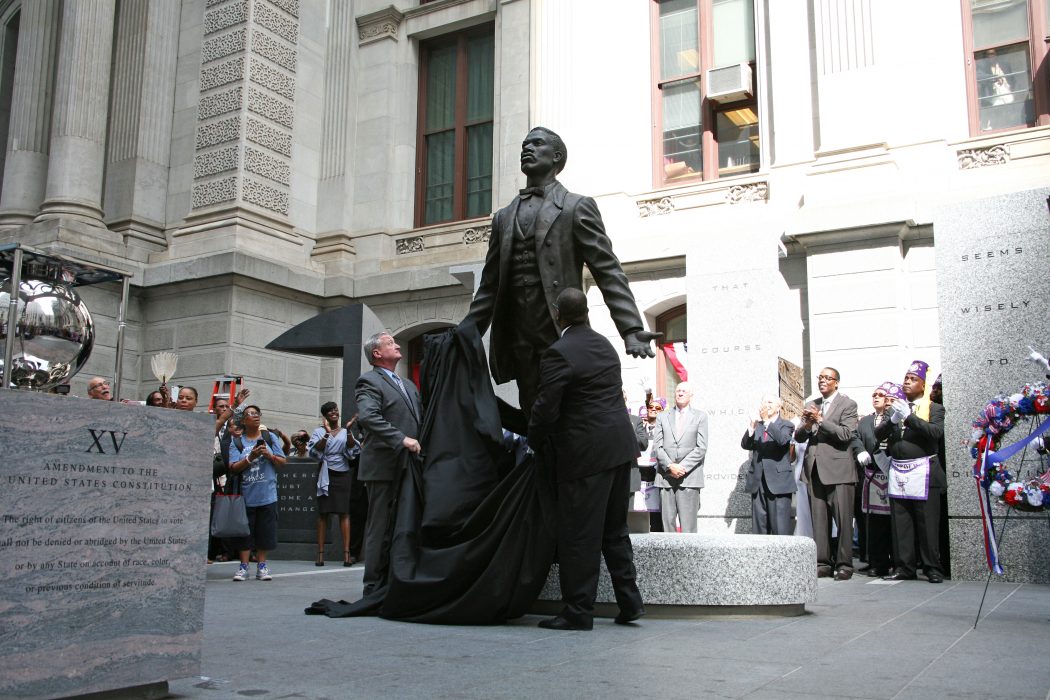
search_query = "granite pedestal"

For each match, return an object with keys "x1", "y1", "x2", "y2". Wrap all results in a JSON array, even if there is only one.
[
  {"x1": 536, "y1": 532, "x2": 817, "y2": 618},
  {"x1": 0, "y1": 391, "x2": 213, "y2": 699}
]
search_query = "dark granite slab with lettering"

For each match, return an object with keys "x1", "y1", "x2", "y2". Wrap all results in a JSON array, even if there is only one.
[
  {"x1": 934, "y1": 186, "x2": 1050, "y2": 583},
  {"x1": 0, "y1": 391, "x2": 213, "y2": 699}
]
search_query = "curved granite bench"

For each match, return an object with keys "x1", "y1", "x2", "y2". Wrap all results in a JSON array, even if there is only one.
[{"x1": 536, "y1": 533, "x2": 817, "y2": 618}]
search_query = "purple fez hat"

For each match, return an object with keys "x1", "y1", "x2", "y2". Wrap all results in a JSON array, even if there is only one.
[
  {"x1": 875, "y1": 381, "x2": 896, "y2": 396},
  {"x1": 933, "y1": 373, "x2": 942, "y2": 388},
  {"x1": 906, "y1": 360, "x2": 929, "y2": 381},
  {"x1": 885, "y1": 383, "x2": 906, "y2": 401}
]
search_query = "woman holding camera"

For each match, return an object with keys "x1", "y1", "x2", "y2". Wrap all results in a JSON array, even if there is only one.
[{"x1": 307, "y1": 402, "x2": 361, "y2": 567}]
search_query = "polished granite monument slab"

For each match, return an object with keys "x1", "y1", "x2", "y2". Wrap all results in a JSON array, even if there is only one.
[
  {"x1": 0, "y1": 391, "x2": 213, "y2": 699},
  {"x1": 934, "y1": 187, "x2": 1050, "y2": 583},
  {"x1": 536, "y1": 533, "x2": 817, "y2": 617}
]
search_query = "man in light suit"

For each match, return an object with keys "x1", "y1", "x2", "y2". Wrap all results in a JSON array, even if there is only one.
[
  {"x1": 529, "y1": 288, "x2": 644, "y2": 630},
  {"x1": 741, "y1": 396, "x2": 796, "y2": 535},
  {"x1": 466, "y1": 127, "x2": 660, "y2": 418},
  {"x1": 355, "y1": 331, "x2": 423, "y2": 595},
  {"x1": 795, "y1": 367, "x2": 859, "y2": 580},
  {"x1": 653, "y1": 381, "x2": 708, "y2": 533}
]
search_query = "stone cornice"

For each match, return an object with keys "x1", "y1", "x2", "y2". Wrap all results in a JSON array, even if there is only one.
[{"x1": 355, "y1": 5, "x2": 404, "y2": 46}]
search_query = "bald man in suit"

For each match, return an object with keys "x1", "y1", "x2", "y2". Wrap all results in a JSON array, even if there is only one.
[{"x1": 653, "y1": 382, "x2": 708, "y2": 533}]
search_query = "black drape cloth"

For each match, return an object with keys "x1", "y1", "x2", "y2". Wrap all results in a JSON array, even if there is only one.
[{"x1": 306, "y1": 322, "x2": 557, "y2": 624}]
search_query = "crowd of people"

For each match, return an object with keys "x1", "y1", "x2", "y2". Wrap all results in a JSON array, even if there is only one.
[
  {"x1": 76, "y1": 352, "x2": 947, "y2": 590},
  {"x1": 636, "y1": 360, "x2": 947, "y2": 584}
]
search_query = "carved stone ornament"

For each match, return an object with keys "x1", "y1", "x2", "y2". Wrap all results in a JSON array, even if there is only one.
[
  {"x1": 637, "y1": 197, "x2": 674, "y2": 217},
  {"x1": 396, "y1": 236, "x2": 424, "y2": 255},
  {"x1": 356, "y1": 6, "x2": 404, "y2": 46},
  {"x1": 463, "y1": 225, "x2": 491, "y2": 245},
  {"x1": 726, "y1": 182, "x2": 769, "y2": 204},
  {"x1": 958, "y1": 144, "x2": 1010, "y2": 170}
]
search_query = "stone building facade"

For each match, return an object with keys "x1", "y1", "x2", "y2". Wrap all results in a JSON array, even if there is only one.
[{"x1": 1, "y1": 0, "x2": 1048, "y2": 580}]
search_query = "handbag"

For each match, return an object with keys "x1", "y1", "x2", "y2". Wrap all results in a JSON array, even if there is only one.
[{"x1": 211, "y1": 474, "x2": 249, "y2": 538}]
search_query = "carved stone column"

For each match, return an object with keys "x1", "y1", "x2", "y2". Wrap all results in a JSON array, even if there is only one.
[
  {"x1": 169, "y1": 0, "x2": 301, "y2": 261},
  {"x1": 103, "y1": 0, "x2": 180, "y2": 258},
  {"x1": 0, "y1": 0, "x2": 60, "y2": 227},
  {"x1": 35, "y1": 0, "x2": 117, "y2": 225}
]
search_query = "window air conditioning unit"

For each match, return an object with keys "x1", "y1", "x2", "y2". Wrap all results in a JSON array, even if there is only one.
[{"x1": 706, "y1": 62, "x2": 753, "y2": 103}]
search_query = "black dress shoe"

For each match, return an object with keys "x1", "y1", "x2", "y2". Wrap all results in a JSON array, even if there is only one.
[
  {"x1": 882, "y1": 572, "x2": 917, "y2": 581},
  {"x1": 834, "y1": 569, "x2": 853, "y2": 581},
  {"x1": 857, "y1": 564, "x2": 873, "y2": 573},
  {"x1": 817, "y1": 567, "x2": 833, "y2": 578},
  {"x1": 865, "y1": 567, "x2": 890, "y2": 578},
  {"x1": 927, "y1": 571, "x2": 944, "y2": 584},
  {"x1": 538, "y1": 616, "x2": 592, "y2": 631},
  {"x1": 614, "y1": 608, "x2": 645, "y2": 625}
]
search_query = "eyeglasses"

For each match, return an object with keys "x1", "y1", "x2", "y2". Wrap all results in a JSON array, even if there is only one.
[
  {"x1": 817, "y1": 374, "x2": 838, "y2": 382},
  {"x1": 89, "y1": 381, "x2": 110, "y2": 390},
  {"x1": 872, "y1": 392, "x2": 887, "y2": 398},
  {"x1": 243, "y1": 411, "x2": 261, "y2": 417}
]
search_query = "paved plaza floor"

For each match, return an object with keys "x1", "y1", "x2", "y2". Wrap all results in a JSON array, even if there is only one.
[{"x1": 168, "y1": 559, "x2": 1050, "y2": 700}]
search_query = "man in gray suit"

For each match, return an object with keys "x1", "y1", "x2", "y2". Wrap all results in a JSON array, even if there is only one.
[
  {"x1": 466, "y1": 127, "x2": 659, "y2": 417},
  {"x1": 794, "y1": 367, "x2": 859, "y2": 580},
  {"x1": 741, "y1": 396, "x2": 796, "y2": 535},
  {"x1": 653, "y1": 381, "x2": 708, "y2": 533},
  {"x1": 355, "y1": 331, "x2": 423, "y2": 595}
]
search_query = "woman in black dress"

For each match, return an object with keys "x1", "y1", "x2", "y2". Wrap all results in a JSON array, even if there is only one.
[{"x1": 307, "y1": 402, "x2": 360, "y2": 566}]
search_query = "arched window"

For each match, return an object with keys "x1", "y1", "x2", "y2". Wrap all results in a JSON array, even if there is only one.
[
  {"x1": 406, "y1": 326, "x2": 454, "y2": 389},
  {"x1": 655, "y1": 305, "x2": 687, "y2": 401}
]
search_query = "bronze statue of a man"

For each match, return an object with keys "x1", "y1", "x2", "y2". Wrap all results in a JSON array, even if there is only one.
[{"x1": 466, "y1": 127, "x2": 659, "y2": 416}]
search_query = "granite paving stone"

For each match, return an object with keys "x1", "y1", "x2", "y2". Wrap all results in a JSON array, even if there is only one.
[{"x1": 167, "y1": 561, "x2": 1050, "y2": 700}]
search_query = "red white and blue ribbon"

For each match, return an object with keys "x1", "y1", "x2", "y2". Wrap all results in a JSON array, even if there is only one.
[
  {"x1": 974, "y1": 440, "x2": 1004, "y2": 576},
  {"x1": 663, "y1": 342, "x2": 688, "y2": 381}
]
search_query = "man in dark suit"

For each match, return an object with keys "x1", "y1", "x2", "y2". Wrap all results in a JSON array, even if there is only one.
[
  {"x1": 529, "y1": 288, "x2": 644, "y2": 631},
  {"x1": 850, "y1": 381, "x2": 898, "y2": 577},
  {"x1": 795, "y1": 367, "x2": 859, "y2": 580},
  {"x1": 355, "y1": 331, "x2": 423, "y2": 595},
  {"x1": 877, "y1": 361, "x2": 946, "y2": 583},
  {"x1": 653, "y1": 382, "x2": 708, "y2": 533},
  {"x1": 466, "y1": 127, "x2": 659, "y2": 417},
  {"x1": 741, "y1": 396, "x2": 796, "y2": 535}
]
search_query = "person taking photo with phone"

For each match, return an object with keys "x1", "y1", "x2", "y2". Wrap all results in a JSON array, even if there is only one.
[{"x1": 227, "y1": 405, "x2": 287, "y2": 582}]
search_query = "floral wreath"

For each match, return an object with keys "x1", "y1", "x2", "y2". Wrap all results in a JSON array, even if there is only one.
[{"x1": 970, "y1": 381, "x2": 1050, "y2": 512}]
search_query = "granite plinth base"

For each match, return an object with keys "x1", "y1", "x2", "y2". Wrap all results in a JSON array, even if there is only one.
[{"x1": 536, "y1": 533, "x2": 817, "y2": 616}]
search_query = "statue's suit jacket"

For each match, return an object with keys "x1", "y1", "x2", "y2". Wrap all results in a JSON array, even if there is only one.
[
  {"x1": 741, "y1": 417, "x2": 796, "y2": 495},
  {"x1": 653, "y1": 406, "x2": 708, "y2": 489},
  {"x1": 794, "y1": 394, "x2": 859, "y2": 486},
  {"x1": 466, "y1": 180, "x2": 644, "y2": 384},
  {"x1": 355, "y1": 368, "x2": 422, "y2": 482}
]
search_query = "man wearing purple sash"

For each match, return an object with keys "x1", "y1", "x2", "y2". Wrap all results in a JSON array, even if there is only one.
[
  {"x1": 876, "y1": 361, "x2": 946, "y2": 583},
  {"x1": 851, "y1": 382, "x2": 900, "y2": 577}
]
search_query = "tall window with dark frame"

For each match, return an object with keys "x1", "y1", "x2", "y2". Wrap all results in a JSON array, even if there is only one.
[
  {"x1": 962, "y1": 0, "x2": 1049, "y2": 134},
  {"x1": 416, "y1": 28, "x2": 495, "y2": 227},
  {"x1": 652, "y1": 0, "x2": 759, "y2": 186}
]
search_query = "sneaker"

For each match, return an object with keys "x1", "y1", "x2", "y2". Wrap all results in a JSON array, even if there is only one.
[
  {"x1": 256, "y1": 563, "x2": 272, "y2": 581},
  {"x1": 232, "y1": 564, "x2": 249, "y2": 582}
]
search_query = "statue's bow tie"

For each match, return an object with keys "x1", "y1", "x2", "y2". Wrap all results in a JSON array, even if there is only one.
[{"x1": 519, "y1": 187, "x2": 545, "y2": 199}]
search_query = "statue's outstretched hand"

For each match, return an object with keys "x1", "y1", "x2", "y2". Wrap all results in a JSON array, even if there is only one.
[{"x1": 624, "y1": 330, "x2": 662, "y2": 358}]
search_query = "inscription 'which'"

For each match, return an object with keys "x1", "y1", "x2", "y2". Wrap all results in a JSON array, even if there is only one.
[{"x1": 86, "y1": 429, "x2": 128, "y2": 454}]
